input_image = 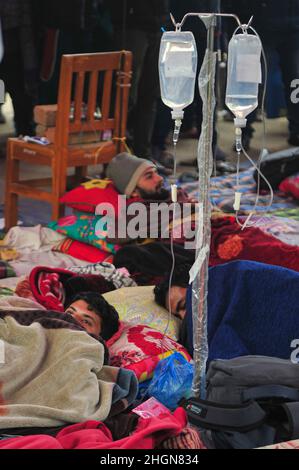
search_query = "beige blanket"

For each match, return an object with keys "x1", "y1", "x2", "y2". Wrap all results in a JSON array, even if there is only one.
[{"x1": 0, "y1": 310, "x2": 137, "y2": 429}]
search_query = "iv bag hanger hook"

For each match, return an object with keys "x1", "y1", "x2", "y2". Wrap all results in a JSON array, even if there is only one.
[
  {"x1": 169, "y1": 11, "x2": 243, "y2": 31},
  {"x1": 240, "y1": 16, "x2": 254, "y2": 34},
  {"x1": 170, "y1": 12, "x2": 181, "y2": 31}
]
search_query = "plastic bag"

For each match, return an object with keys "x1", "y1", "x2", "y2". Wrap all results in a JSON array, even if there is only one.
[{"x1": 147, "y1": 352, "x2": 194, "y2": 410}]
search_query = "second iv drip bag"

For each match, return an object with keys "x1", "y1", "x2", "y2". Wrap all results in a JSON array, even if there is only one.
[{"x1": 159, "y1": 27, "x2": 262, "y2": 125}]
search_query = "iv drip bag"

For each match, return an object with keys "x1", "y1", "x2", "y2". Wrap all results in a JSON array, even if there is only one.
[
  {"x1": 225, "y1": 32, "x2": 262, "y2": 127},
  {"x1": 159, "y1": 31, "x2": 198, "y2": 120}
]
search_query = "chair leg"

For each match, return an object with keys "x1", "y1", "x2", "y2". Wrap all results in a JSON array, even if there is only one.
[
  {"x1": 51, "y1": 199, "x2": 64, "y2": 221},
  {"x1": 5, "y1": 146, "x2": 19, "y2": 231},
  {"x1": 52, "y1": 150, "x2": 67, "y2": 221}
]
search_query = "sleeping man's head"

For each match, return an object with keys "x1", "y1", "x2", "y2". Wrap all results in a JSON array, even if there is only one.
[
  {"x1": 154, "y1": 265, "x2": 190, "y2": 320},
  {"x1": 65, "y1": 291, "x2": 119, "y2": 340}
]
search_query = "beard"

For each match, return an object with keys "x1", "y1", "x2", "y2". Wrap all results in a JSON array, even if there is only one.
[{"x1": 136, "y1": 186, "x2": 170, "y2": 201}]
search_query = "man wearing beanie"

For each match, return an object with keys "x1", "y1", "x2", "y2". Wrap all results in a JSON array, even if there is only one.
[
  {"x1": 107, "y1": 152, "x2": 188, "y2": 201},
  {"x1": 103, "y1": 152, "x2": 193, "y2": 247}
]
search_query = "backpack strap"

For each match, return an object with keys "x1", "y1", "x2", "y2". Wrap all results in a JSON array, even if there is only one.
[
  {"x1": 180, "y1": 397, "x2": 266, "y2": 432},
  {"x1": 280, "y1": 402, "x2": 299, "y2": 440},
  {"x1": 242, "y1": 385, "x2": 299, "y2": 403}
]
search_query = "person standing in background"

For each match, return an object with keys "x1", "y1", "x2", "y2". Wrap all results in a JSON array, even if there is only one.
[
  {"x1": 222, "y1": 0, "x2": 299, "y2": 149},
  {"x1": 0, "y1": 0, "x2": 38, "y2": 135},
  {"x1": 105, "y1": 0, "x2": 170, "y2": 164}
]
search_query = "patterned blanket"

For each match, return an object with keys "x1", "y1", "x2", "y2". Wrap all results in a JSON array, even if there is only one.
[
  {"x1": 0, "y1": 261, "x2": 15, "y2": 280},
  {"x1": 181, "y1": 167, "x2": 298, "y2": 215},
  {"x1": 0, "y1": 310, "x2": 138, "y2": 429}
]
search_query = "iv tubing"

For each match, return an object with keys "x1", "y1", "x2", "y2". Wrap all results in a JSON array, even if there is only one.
[
  {"x1": 164, "y1": 139, "x2": 178, "y2": 340},
  {"x1": 232, "y1": 25, "x2": 273, "y2": 228}
]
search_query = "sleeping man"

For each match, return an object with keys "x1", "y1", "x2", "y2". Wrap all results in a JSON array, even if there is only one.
[
  {"x1": 154, "y1": 260, "x2": 299, "y2": 363},
  {"x1": 0, "y1": 291, "x2": 137, "y2": 431}
]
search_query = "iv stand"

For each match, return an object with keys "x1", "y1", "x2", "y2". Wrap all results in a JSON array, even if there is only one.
[{"x1": 170, "y1": 12, "x2": 242, "y2": 398}]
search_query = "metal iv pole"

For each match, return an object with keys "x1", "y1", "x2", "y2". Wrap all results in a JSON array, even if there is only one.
[{"x1": 169, "y1": 12, "x2": 242, "y2": 398}]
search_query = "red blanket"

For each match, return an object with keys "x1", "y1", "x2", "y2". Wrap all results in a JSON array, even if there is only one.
[
  {"x1": 0, "y1": 408, "x2": 186, "y2": 449},
  {"x1": 28, "y1": 266, "x2": 115, "y2": 311},
  {"x1": 210, "y1": 216, "x2": 299, "y2": 272}
]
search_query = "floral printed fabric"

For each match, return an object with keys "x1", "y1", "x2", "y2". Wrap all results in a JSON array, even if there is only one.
[
  {"x1": 48, "y1": 214, "x2": 120, "y2": 254},
  {"x1": 107, "y1": 322, "x2": 191, "y2": 383}
]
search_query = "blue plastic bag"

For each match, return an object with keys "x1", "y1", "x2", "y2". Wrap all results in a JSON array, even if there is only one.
[{"x1": 147, "y1": 352, "x2": 194, "y2": 410}]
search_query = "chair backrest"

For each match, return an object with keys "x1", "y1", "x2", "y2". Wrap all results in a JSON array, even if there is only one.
[{"x1": 55, "y1": 51, "x2": 132, "y2": 152}]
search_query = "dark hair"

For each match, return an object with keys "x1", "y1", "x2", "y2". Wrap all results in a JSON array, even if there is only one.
[
  {"x1": 70, "y1": 291, "x2": 119, "y2": 341},
  {"x1": 154, "y1": 263, "x2": 190, "y2": 308}
]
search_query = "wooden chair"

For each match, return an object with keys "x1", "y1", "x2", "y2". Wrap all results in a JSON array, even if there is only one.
[{"x1": 5, "y1": 50, "x2": 132, "y2": 230}]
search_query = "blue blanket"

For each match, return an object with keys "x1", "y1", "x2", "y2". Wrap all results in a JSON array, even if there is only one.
[{"x1": 185, "y1": 260, "x2": 299, "y2": 361}]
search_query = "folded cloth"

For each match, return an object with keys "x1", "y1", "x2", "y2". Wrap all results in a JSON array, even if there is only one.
[
  {"x1": 0, "y1": 310, "x2": 138, "y2": 429},
  {"x1": 52, "y1": 238, "x2": 113, "y2": 264}
]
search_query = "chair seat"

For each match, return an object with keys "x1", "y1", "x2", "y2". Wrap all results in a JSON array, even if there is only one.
[
  {"x1": 9, "y1": 138, "x2": 54, "y2": 165},
  {"x1": 9, "y1": 138, "x2": 117, "y2": 166}
]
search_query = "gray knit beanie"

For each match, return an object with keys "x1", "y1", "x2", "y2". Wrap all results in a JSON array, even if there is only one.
[{"x1": 107, "y1": 152, "x2": 155, "y2": 196}]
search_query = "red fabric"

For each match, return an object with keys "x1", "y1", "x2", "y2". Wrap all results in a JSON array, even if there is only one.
[
  {"x1": 60, "y1": 179, "x2": 138, "y2": 214},
  {"x1": 106, "y1": 323, "x2": 191, "y2": 382},
  {"x1": 279, "y1": 173, "x2": 299, "y2": 199},
  {"x1": 53, "y1": 238, "x2": 114, "y2": 263},
  {"x1": 29, "y1": 266, "x2": 75, "y2": 312},
  {"x1": 0, "y1": 409, "x2": 187, "y2": 449},
  {"x1": 0, "y1": 435, "x2": 63, "y2": 449},
  {"x1": 210, "y1": 216, "x2": 299, "y2": 272}
]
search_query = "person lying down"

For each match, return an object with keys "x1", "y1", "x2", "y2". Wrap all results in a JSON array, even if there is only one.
[
  {"x1": 65, "y1": 291, "x2": 119, "y2": 340},
  {"x1": 0, "y1": 296, "x2": 137, "y2": 430},
  {"x1": 154, "y1": 260, "x2": 299, "y2": 362}
]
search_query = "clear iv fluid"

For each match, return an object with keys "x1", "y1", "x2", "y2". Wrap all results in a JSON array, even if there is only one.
[
  {"x1": 226, "y1": 94, "x2": 258, "y2": 119},
  {"x1": 225, "y1": 33, "x2": 262, "y2": 121},
  {"x1": 159, "y1": 31, "x2": 197, "y2": 116}
]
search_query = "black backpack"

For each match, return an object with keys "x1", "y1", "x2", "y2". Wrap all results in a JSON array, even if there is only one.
[
  {"x1": 253, "y1": 147, "x2": 299, "y2": 190},
  {"x1": 181, "y1": 356, "x2": 299, "y2": 448}
]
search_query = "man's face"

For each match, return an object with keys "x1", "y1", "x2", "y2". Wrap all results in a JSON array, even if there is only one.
[
  {"x1": 165, "y1": 286, "x2": 187, "y2": 320},
  {"x1": 65, "y1": 299, "x2": 101, "y2": 336},
  {"x1": 132, "y1": 167, "x2": 164, "y2": 199}
]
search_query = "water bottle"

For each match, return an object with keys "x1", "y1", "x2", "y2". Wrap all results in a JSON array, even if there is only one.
[
  {"x1": 225, "y1": 32, "x2": 262, "y2": 127},
  {"x1": 159, "y1": 31, "x2": 197, "y2": 120}
]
